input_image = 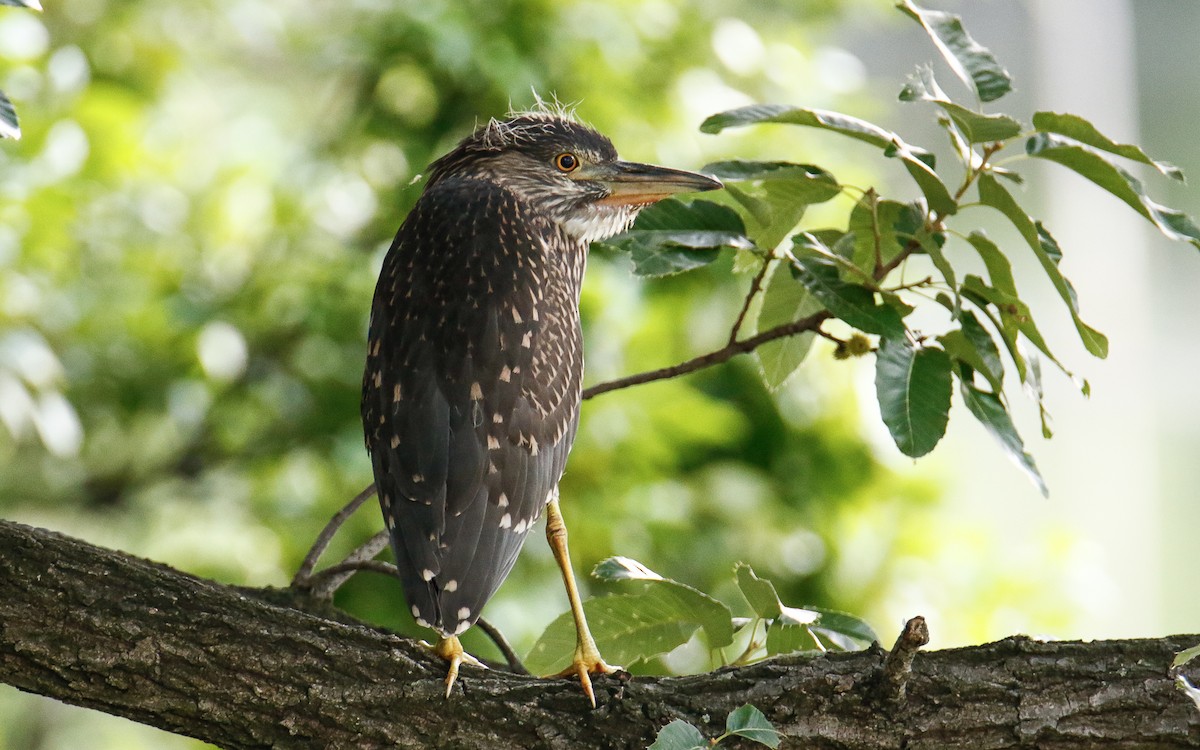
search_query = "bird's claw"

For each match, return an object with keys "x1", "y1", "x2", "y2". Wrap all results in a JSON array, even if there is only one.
[
  {"x1": 424, "y1": 636, "x2": 487, "y2": 698},
  {"x1": 548, "y1": 643, "x2": 622, "y2": 708}
]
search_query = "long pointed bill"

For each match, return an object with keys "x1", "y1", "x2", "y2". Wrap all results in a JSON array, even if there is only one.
[{"x1": 590, "y1": 161, "x2": 723, "y2": 207}]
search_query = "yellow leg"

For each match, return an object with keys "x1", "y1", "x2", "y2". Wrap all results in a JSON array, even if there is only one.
[
  {"x1": 544, "y1": 496, "x2": 619, "y2": 707},
  {"x1": 430, "y1": 635, "x2": 484, "y2": 698}
]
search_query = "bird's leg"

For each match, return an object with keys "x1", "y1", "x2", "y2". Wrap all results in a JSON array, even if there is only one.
[
  {"x1": 429, "y1": 635, "x2": 486, "y2": 698},
  {"x1": 544, "y1": 496, "x2": 619, "y2": 707}
]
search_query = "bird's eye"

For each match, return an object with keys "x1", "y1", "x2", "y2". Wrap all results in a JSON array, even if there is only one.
[{"x1": 555, "y1": 153, "x2": 580, "y2": 173}]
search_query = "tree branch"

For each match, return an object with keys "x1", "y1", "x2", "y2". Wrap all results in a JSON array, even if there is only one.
[
  {"x1": 582, "y1": 311, "x2": 831, "y2": 399},
  {"x1": 3, "y1": 519, "x2": 1198, "y2": 749}
]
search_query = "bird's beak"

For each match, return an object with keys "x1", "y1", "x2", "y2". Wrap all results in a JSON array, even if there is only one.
[{"x1": 587, "y1": 161, "x2": 723, "y2": 207}]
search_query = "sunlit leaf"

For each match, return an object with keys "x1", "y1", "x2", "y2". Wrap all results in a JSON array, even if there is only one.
[
  {"x1": 592, "y1": 555, "x2": 665, "y2": 582},
  {"x1": 965, "y1": 231, "x2": 1017, "y2": 298},
  {"x1": 702, "y1": 161, "x2": 840, "y2": 250},
  {"x1": 605, "y1": 231, "x2": 751, "y2": 277},
  {"x1": 753, "y1": 261, "x2": 821, "y2": 389},
  {"x1": 1032, "y1": 111, "x2": 1184, "y2": 181},
  {"x1": 896, "y1": 0, "x2": 1013, "y2": 102},
  {"x1": 648, "y1": 720, "x2": 707, "y2": 750},
  {"x1": 791, "y1": 238, "x2": 906, "y2": 337},
  {"x1": 960, "y1": 380, "x2": 1048, "y2": 496},
  {"x1": 735, "y1": 563, "x2": 783, "y2": 619},
  {"x1": 875, "y1": 336, "x2": 952, "y2": 457},
  {"x1": 978, "y1": 174, "x2": 1109, "y2": 358},
  {"x1": 1025, "y1": 134, "x2": 1200, "y2": 249},
  {"x1": 940, "y1": 311, "x2": 1003, "y2": 392},
  {"x1": 1173, "y1": 643, "x2": 1200, "y2": 669},
  {"x1": 701, "y1": 104, "x2": 956, "y2": 215},
  {"x1": 0, "y1": 90, "x2": 19, "y2": 140},
  {"x1": 848, "y1": 193, "x2": 926, "y2": 273},
  {"x1": 900, "y1": 65, "x2": 1021, "y2": 143},
  {"x1": 725, "y1": 705, "x2": 782, "y2": 749},
  {"x1": 525, "y1": 591, "x2": 708, "y2": 674}
]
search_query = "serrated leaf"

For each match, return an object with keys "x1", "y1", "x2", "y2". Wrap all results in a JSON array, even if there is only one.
[
  {"x1": 592, "y1": 555, "x2": 664, "y2": 582},
  {"x1": 896, "y1": 0, "x2": 1012, "y2": 102},
  {"x1": 791, "y1": 239, "x2": 906, "y2": 337},
  {"x1": 606, "y1": 231, "x2": 750, "y2": 277},
  {"x1": 965, "y1": 231, "x2": 1017, "y2": 298},
  {"x1": 753, "y1": 261, "x2": 821, "y2": 388},
  {"x1": 649, "y1": 720, "x2": 707, "y2": 750},
  {"x1": 940, "y1": 311, "x2": 1003, "y2": 392},
  {"x1": 735, "y1": 563, "x2": 783, "y2": 619},
  {"x1": 633, "y1": 198, "x2": 747, "y2": 233},
  {"x1": 700, "y1": 104, "x2": 956, "y2": 215},
  {"x1": 875, "y1": 337, "x2": 952, "y2": 457},
  {"x1": 0, "y1": 90, "x2": 19, "y2": 140},
  {"x1": 526, "y1": 556, "x2": 735, "y2": 673},
  {"x1": 725, "y1": 705, "x2": 782, "y2": 748},
  {"x1": 849, "y1": 193, "x2": 925, "y2": 274},
  {"x1": 1032, "y1": 111, "x2": 1183, "y2": 181},
  {"x1": 961, "y1": 380, "x2": 1048, "y2": 496},
  {"x1": 1025, "y1": 133, "x2": 1200, "y2": 250},
  {"x1": 901, "y1": 65, "x2": 1021, "y2": 143},
  {"x1": 978, "y1": 174, "x2": 1109, "y2": 358},
  {"x1": 526, "y1": 591, "x2": 709, "y2": 674},
  {"x1": 1173, "y1": 643, "x2": 1200, "y2": 669},
  {"x1": 701, "y1": 161, "x2": 840, "y2": 250}
]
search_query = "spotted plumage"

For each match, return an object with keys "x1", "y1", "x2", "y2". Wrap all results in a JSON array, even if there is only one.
[{"x1": 361, "y1": 108, "x2": 720, "y2": 700}]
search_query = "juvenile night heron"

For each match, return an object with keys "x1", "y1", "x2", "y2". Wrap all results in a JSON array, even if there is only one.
[{"x1": 361, "y1": 108, "x2": 720, "y2": 704}]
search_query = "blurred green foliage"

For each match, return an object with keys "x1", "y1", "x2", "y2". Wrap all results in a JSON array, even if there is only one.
[{"x1": 0, "y1": 1, "x2": 1104, "y2": 747}]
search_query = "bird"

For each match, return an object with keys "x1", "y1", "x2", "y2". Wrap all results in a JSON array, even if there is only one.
[{"x1": 360, "y1": 106, "x2": 721, "y2": 705}]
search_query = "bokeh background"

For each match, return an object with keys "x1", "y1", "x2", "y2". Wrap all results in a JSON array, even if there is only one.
[{"x1": 2, "y1": 0, "x2": 1198, "y2": 746}]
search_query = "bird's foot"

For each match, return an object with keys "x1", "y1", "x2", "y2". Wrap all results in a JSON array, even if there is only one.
[
  {"x1": 423, "y1": 636, "x2": 487, "y2": 698},
  {"x1": 547, "y1": 638, "x2": 622, "y2": 708}
]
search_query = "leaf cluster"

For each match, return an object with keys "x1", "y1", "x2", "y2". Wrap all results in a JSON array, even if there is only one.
[
  {"x1": 597, "y1": 0, "x2": 1200, "y2": 496},
  {"x1": 524, "y1": 557, "x2": 875, "y2": 675}
]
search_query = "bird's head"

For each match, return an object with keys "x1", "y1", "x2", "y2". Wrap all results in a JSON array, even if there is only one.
[{"x1": 426, "y1": 111, "x2": 723, "y2": 243}]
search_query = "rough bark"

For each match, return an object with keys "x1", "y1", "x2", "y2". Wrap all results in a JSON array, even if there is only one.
[{"x1": 1, "y1": 519, "x2": 1197, "y2": 749}]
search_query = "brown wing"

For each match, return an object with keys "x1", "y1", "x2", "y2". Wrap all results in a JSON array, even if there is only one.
[{"x1": 362, "y1": 177, "x2": 583, "y2": 636}]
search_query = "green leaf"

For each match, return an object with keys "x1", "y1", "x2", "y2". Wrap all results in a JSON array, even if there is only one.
[
  {"x1": 752, "y1": 261, "x2": 822, "y2": 389},
  {"x1": 649, "y1": 720, "x2": 707, "y2": 750},
  {"x1": 735, "y1": 563, "x2": 783, "y2": 619},
  {"x1": 700, "y1": 104, "x2": 956, "y2": 215},
  {"x1": 940, "y1": 311, "x2": 1003, "y2": 392},
  {"x1": 804, "y1": 606, "x2": 879, "y2": 646},
  {"x1": 896, "y1": 0, "x2": 1013, "y2": 102},
  {"x1": 526, "y1": 592, "x2": 697, "y2": 674},
  {"x1": 875, "y1": 337, "x2": 952, "y2": 457},
  {"x1": 1032, "y1": 111, "x2": 1184, "y2": 181},
  {"x1": 606, "y1": 231, "x2": 751, "y2": 277},
  {"x1": 592, "y1": 555, "x2": 665, "y2": 582},
  {"x1": 960, "y1": 381, "x2": 1048, "y2": 496},
  {"x1": 701, "y1": 162, "x2": 840, "y2": 250},
  {"x1": 1173, "y1": 643, "x2": 1200, "y2": 669},
  {"x1": 633, "y1": 198, "x2": 746, "y2": 233},
  {"x1": 791, "y1": 239, "x2": 906, "y2": 337},
  {"x1": 848, "y1": 193, "x2": 926, "y2": 274},
  {"x1": 978, "y1": 174, "x2": 1109, "y2": 358},
  {"x1": 965, "y1": 231, "x2": 1017, "y2": 298},
  {"x1": 900, "y1": 65, "x2": 1021, "y2": 143},
  {"x1": 725, "y1": 705, "x2": 782, "y2": 749},
  {"x1": 0, "y1": 90, "x2": 19, "y2": 141},
  {"x1": 1025, "y1": 133, "x2": 1200, "y2": 249}
]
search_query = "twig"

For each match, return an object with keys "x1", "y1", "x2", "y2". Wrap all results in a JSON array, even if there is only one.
[
  {"x1": 879, "y1": 615, "x2": 930, "y2": 703},
  {"x1": 291, "y1": 483, "x2": 378, "y2": 588},
  {"x1": 582, "y1": 310, "x2": 832, "y2": 400},
  {"x1": 475, "y1": 618, "x2": 530, "y2": 675},
  {"x1": 308, "y1": 530, "x2": 391, "y2": 600},
  {"x1": 727, "y1": 254, "x2": 775, "y2": 345}
]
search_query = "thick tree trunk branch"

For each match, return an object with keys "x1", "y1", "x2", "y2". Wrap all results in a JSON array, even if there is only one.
[{"x1": 1, "y1": 519, "x2": 1198, "y2": 749}]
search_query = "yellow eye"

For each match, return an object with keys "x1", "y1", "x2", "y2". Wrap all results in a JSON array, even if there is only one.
[{"x1": 555, "y1": 153, "x2": 580, "y2": 172}]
